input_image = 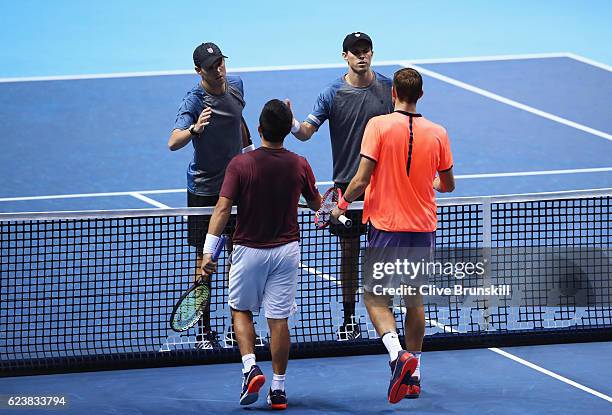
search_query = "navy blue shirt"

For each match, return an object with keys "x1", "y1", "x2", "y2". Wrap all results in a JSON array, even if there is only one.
[
  {"x1": 174, "y1": 76, "x2": 245, "y2": 196},
  {"x1": 306, "y1": 71, "x2": 393, "y2": 184}
]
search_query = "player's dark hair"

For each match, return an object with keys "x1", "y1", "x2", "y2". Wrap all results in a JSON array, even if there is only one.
[
  {"x1": 259, "y1": 99, "x2": 293, "y2": 143},
  {"x1": 393, "y1": 68, "x2": 423, "y2": 103}
]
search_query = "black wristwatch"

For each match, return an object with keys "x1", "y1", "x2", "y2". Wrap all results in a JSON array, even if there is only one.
[{"x1": 189, "y1": 124, "x2": 199, "y2": 136}]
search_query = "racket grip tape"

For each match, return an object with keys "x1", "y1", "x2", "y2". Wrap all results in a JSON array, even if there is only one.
[
  {"x1": 338, "y1": 215, "x2": 352, "y2": 228},
  {"x1": 212, "y1": 235, "x2": 226, "y2": 261}
]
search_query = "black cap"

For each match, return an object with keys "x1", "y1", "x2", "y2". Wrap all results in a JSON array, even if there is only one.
[
  {"x1": 342, "y1": 32, "x2": 373, "y2": 52},
  {"x1": 193, "y1": 42, "x2": 228, "y2": 68}
]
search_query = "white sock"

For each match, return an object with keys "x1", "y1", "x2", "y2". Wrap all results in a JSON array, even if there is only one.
[
  {"x1": 410, "y1": 351, "x2": 422, "y2": 379},
  {"x1": 381, "y1": 332, "x2": 403, "y2": 361},
  {"x1": 242, "y1": 353, "x2": 256, "y2": 373},
  {"x1": 271, "y1": 373, "x2": 286, "y2": 391}
]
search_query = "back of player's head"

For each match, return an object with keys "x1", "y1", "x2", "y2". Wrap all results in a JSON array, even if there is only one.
[
  {"x1": 393, "y1": 68, "x2": 423, "y2": 104},
  {"x1": 259, "y1": 99, "x2": 292, "y2": 143}
]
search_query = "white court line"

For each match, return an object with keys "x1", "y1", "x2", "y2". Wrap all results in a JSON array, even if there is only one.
[
  {"x1": 0, "y1": 189, "x2": 183, "y2": 202},
  {"x1": 404, "y1": 63, "x2": 612, "y2": 142},
  {"x1": 405, "y1": 52, "x2": 568, "y2": 65},
  {"x1": 299, "y1": 263, "x2": 339, "y2": 284},
  {"x1": 456, "y1": 166, "x2": 612, "y2": 179},
  {"x1": 1, "y1": 52, "x2": 608, "y2": 84},
  {"x1": 388, "y1": 306, "x2": 612, "y2": 402},
  {"x1": 327, "y1": 167, "x2": 612, "y2": 181},
  {"x1": 0, "y1": 70, "x2": 196, "y2": 83},
  {"x1": 129, "y1": 192, "x2": 170, "y2": 208},
  {"x1": 565, "y1": 53, "x2": 612, "y2": 73},
  {"x1": 0, "y1": 180, "x2": 336, "y2": 202},
  {"x1": 489, "y1": 347, "x2": 612, "y2": 403},
  {"x1": 294, "y1": 168, "x2": 612, "y2": 186},
  {"x1": 228, "y1": 53, "x2": 569, "y2": 72},
  {"x1": 0, "y1": 53, "x2": 568, "y2": 83},
  {"x1": 3, "y1": 168, "x2": 611, "y2": 203}
]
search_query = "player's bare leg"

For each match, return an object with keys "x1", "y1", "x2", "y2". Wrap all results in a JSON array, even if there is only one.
[{"x1": 338, "y1": 236, "x2": 361, "y2": 340}]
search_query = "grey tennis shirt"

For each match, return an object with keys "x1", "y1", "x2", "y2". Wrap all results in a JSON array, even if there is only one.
[
  {"x1": 174, "y1": 76, "x2": 245, "y2": 196},
  {"x1": 305, "y1": 71, "x2": 393, "y2": 184}
]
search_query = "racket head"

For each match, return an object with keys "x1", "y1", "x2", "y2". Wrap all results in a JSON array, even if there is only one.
[
  {"x1": 170, "y1": 282, "x2": 210, "y2": 332},
  {"x1": 169, "y1": 234, "x2": 225, "y2": 332},
  {"x1": 314, "y1": 187, "x2": 341, "y2": 229}
]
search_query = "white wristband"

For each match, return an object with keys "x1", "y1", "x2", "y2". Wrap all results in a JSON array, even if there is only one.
[
  {"x1": 241, "y1": 144, "x2": 256, "y2": 153},
  {"x1": 203, "y1": 233, "x2": 220, "y2": 255},
  {"x1": 291, "y1": 118, "x2": 301, "y2": 134}
]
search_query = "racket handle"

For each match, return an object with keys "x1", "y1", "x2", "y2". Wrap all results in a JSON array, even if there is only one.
[
  {"x1": 212, "y1": 235, "x2": 226, "y2": 261},
  {"x1": 338, "y1": 215, "x2": 352, "y2": 228}
]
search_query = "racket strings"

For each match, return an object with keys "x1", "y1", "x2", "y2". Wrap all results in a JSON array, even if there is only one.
[
  {"x1": 316, "y1": 189, "x2": 339, "y2": 228},
  {"x1": 174, "y1": 285, "x2": 209, "y2": 328},
  {"x1": 322, "y1": 188, "x2": 339, "y2": 211},
  {"x1": 171, "y1": 235, "x2": 223, "y2": 332}
]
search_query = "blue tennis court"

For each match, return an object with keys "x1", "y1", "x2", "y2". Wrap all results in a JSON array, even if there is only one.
[
  {"x1": 1, "y1": 342, "x2": 612, "y2": 414},
  {"x1": 1, "y1": 56, "x2": 611, "y2": 210},
  {"x1": 1, "y1": 2, "x2": 611, "y2": 414}
]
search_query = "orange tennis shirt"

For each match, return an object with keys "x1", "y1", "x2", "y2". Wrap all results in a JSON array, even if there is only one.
[{"x1": 360, "y1": 111, "x2": 453, "y2": 232}]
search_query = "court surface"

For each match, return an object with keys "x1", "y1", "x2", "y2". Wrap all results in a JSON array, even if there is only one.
[
  {"x1": 1, "y1": 342, "x2": 611, "y2": 414},
  {"x1": 1, "y1": 2, "x2": 612, "y2": 412},
  {"x1": 1, "y1": 54, "x2": 611, "y2": 211},
  {"x1": 1, "y1": 52, "x2": 611, "y2": 414}
]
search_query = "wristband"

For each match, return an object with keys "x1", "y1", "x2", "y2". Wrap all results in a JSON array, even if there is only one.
[
  {"x1": 241, "y1": 144, "x2": 256, "y2": 153},
  {"x1": 337, "y1": 196, "x2": 350, "y2": 210},
  {"x1": 291, "y1": 118, "x2": 301, "y2": 134},
  {"x1": 203, "y1": 233, "x2": 220, "y2": 255}
]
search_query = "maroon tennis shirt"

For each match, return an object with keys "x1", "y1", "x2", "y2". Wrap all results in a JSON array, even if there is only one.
[{"x1": 219, "y1": 146, "x2": 319, "y2": 248}]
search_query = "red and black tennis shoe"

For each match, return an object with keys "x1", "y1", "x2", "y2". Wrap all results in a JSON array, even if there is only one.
[
  {"x1": 387, "y1": 351, "x2": 417, "y2": 404},
  {"x1": 404, "y1": 376, "x2": 421, "y2": 399},
  {"x1": 239, "y1": 365, "x2": 266, "y2": 406},
  {"x1": 267, "y1": 388, "x2": 288, "y2": 410}
]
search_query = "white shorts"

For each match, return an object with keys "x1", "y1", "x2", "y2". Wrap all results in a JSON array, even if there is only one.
[{"x1": 228, "y1": 241, "x2": 300, "y2": 319}]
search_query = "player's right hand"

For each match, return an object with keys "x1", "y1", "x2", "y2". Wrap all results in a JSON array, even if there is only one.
[
  {"x1": 193, "y1": 106, "x2": 212, "y2": 134},
  {"x1": 284, "y1": 99, "x2": 293, "y2": 115},
  {"x1": 201, "y1": 253, "x2": 217, "y2": 277},
  {"x1": 330, "y1": 206, "x2": 346, "y2": 225}
]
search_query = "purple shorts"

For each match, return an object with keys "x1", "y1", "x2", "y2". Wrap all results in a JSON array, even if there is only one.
[
  {"x1": 364, "y1": 225, "x2": 435, "y2": 297},
  {"x1": 368, "y1": 226, "x2": 435, "y2": 249}
]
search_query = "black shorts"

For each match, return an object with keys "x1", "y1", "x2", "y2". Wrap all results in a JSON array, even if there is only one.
[
  {"x1": 329, "y1": 183, "x2": 368, "y2": 239},
  {"x1": 187, "y1": 191, "x2": 236, "y2": 249}
]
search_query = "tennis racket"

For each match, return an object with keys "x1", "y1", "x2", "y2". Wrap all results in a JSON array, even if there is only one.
[
  {"x1": 170, "y1": 234, "x2": 226, "y2": 332},
  {"x1": 314, "y1": 187, "x2": 352, "y2": 229}
]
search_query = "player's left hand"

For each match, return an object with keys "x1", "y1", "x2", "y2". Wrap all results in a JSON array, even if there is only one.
[
  {"x1": 331, "y1": 206, "x2": 346, "y2": 225},
  {"x1": 201, "y1": 253, "x2": 218, "y2": 277}
]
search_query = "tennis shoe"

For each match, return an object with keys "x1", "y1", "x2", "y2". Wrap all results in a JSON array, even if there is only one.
[
  {"x1": 404, "y1": 376, "x2": 420, "y2": 399},
  {"x1": 239, "y1": 365, "x2": 266, "y2": 405},
  {"x1": 387, "y1": 351, "x2": 417, "y2": 404},
  {"x1": 267, "y1": 388, "x2": 288, "y2": 410}
]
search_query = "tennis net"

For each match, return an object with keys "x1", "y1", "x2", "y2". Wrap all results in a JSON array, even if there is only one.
[{"x1": 1, "y1": 189, "x2": 611, "y2": 376}]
